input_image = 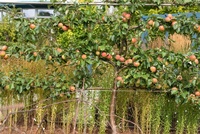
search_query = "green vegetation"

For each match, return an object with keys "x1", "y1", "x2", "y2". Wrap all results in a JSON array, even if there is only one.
[{"x1": 0, "y1": 0, "x2": 199, "y2": 133}]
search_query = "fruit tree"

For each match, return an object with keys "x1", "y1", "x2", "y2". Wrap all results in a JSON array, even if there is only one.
[{"x1": 0, "y1": 0, "x2": 200, "y2": 133}]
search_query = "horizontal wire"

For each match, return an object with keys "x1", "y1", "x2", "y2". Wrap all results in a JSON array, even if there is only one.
[{"x1": 0, "y1": 1, "x2": 196, "y2": 6}]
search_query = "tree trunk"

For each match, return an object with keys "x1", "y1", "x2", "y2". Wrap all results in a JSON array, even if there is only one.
[{"x1": 109, "y1": 67, "x2": 118, "y2": 134}]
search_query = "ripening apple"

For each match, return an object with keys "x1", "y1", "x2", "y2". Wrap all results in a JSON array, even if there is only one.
[
  {"x1": 115, "y1": 55, "x2": 121, "y2": 60},
  {"x1": 177, "y1": 75, "x2": 183, "y2": 81},
  {"x1": 48, "y1": 55, "x2": 52, "y2": 60},
  {"x1": 197, "y1": 26, "x2": 200, "y2": 32},
  {"x1": 56, "y1": 48, "x2": 62, "y2": 53},
  {"x1": 165, "y1": 16, "x2": 171, "y2": 22},
  {"x1": 58, "y1": 22, "x2": 63, "y2": 28},
  {"x1": 124, "y1": 13, "x2": 131, "y2": 20},
  {"x1": 131, "y1": 38, "x2": 137, "y2": 44},
  {"x1": 62, "y1": 25, "x2": 68, "y2": 31},
  {"x1": 30, "y1": 24, "x2": 36, "y2": 29},
  {"x1": 150, "y1": 66, "x2": 156, "y2": 73},
  {"x1": 33, "y1": 52, "x2": 38, "y2": 57},
  {"x1": 101, "y1": 52, "x2": 107, "y2": 57},
  {"x1": 194, "y1": 59, "x2": 199, "y2": 64},
  {"x1": 1, "y1": 45, "x2": 8, "y2": 51},
  {"x1": 152, "y1": 78, "x2": 158, "y2": 84},
  {"x1": 127, "y1": 59, "x2": 132, "y2": 64},
  {"x1": 96, "y1": 51, "x2": 100, "y2": 56},
  {"x1": 133, "y1": 61, "x2": 140, "y2": 67},
  {"x1": 122, "y1": 12, "x2": 127, "y2": 17},
  {"x1": 124, "y1": 60, "x2": 129, "y2": 65},
  {"x1": 0, "y1": 50, "x2": 6, "y2": 57},
  {"x1": 148, "y1": 20, "x2": 154, "y2": 26},
  {"x1": 4, "y1": 54, "x2": 8, "y2": 60},
  {"x1": 62, "y1": 55, "x2": 66, "y2": 60},
  {"x1": 172, "y1": 87, "x2": 178, "y2": 91},
  {"x1": 195, "y1": 91, "x2": 200, "y2": 96},
  {"x1": 119, "y1": 57, "x2": 125, "y2": 62},
  {"x1": 159, "y1": 25, "x2": 165, "y2": 31},
  {"x1": 189, "y1": 54, "x2": 196, "y2": 61},
  {"x1": 82, "y1": 54, "x2": 87, "y2": 59},
  {"x1": 102, "y1": 16, "x2": 105, "y2": 21},
  {"x1": 167, "y1": 14, "x2": 173, "y2": 19},
  {"x1": 4, "y1": 85, "x2": 9, "y2": 90},
  {"x1": 172, "y1": 21, "x2": 177, "y2": 26},
  {"x1": 107, "y1": 54, "x2": 112, "y2": 60},
  {"x1": 116, "y1": 76, "x2": 123, "y2": 81},
  {"x1": 69, "y1": 86, "x2": 75, "y2": 91},
  {"x1": 122, "y1": 17, "x2": 127, "y2": 22}
]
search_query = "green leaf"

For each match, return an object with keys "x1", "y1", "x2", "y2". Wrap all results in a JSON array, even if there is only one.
[
  {"x1": 56, "y1": 83, "x2": 62, "y2": 88},
  {"x1": 88, "y1": 33, "x2": 92, "y2": 39},
  {"x1": 10, "y1": 83, "x2": 15, "y2": 90},
  {"x1": 171, "y1": 89, "x2": 178, "y2": 95},
  {"x1": 122, "y1": 23, "x2": 129, "y2": 29},
  {"x1": 99, "y1": 45, "x2": 106, "y2": 51}
]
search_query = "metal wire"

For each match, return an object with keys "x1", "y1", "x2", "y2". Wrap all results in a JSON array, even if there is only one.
[{"x1": 0, "y1": 1, "x2": 195, "y2": 6}]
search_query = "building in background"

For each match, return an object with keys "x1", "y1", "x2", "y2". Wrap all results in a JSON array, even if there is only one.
[
  {"x1": 0, "y1": 0, "x2": 103, "y2": 20},
  {"x1": 0, "y1": 0, "x2": 54, "y2": 20}
]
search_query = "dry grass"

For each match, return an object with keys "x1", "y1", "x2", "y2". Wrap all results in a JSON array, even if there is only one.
[
  {"x1": 0, "y1": 57, "x2": 74, "y2": 80},
  {"x1": 169, "y1": 33, "x2": 191, "y2": 53},
  {"x1": 149, "y1": 33, "x2": 191, "y2": 53},
  {"x1": 0, "y1": 58, "x2": 46, "y2": 77}
]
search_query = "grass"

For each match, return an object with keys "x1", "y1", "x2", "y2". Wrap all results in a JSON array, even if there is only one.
[{"x1": 149, "y1": 33, "x2": 191, "y2": 53}]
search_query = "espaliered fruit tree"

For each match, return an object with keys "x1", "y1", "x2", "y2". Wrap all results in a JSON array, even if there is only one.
[{"x1": 0, "y1": 0, "x2": 200, "y2": 133}]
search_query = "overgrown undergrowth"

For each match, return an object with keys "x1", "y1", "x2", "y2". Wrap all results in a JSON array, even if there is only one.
[{"x1": 0, "y1": 58, "x2": 199, "y2": 134}]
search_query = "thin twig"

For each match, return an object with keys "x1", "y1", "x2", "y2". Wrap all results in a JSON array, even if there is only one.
[
  {"x1": 128, "y1": 25, "x2": 143, "y2": 31},
  {"x1": 115, "y1": 115, "x2": 143, "y2": 134},
  {"x1": 117, "y1": 65, "x2": 128, "y2": 74}
]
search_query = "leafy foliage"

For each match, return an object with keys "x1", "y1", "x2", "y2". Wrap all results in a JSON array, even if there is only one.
[{"x1": 0, "y1": 1, "x2": 199, "y2": 105}]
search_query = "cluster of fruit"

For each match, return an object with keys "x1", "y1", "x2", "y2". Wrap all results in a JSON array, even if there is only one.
[{"x1": 0, "y1": 45, "x2": 8, "y2": 59}]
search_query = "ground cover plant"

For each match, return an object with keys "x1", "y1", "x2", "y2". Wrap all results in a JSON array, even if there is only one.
[{"x1": 0, "y1": 0, "x2": 199, "y2": 133}]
